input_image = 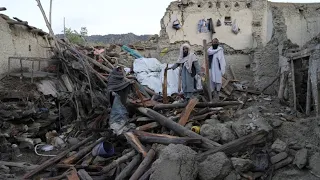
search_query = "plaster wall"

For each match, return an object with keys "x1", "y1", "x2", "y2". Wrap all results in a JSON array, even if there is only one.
[{"x1": 0, "y1": 15, "x2": 52, "y2": 75}]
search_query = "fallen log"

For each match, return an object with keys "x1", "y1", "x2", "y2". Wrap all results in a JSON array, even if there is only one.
[
  {"x1": 153, "y1": 101, "x2": 240, "y2": 110},
  {"x1": 137, "y1": 107, "x2": 221, "y2": 148},
  {"x1": 134, "y1": 130, "x2": 201, "y2": 145},
  {"x1": 56, "y1": 164, "x2": 102, "y2": 171},
  {"x1": 23, "y1": 135, "x2": 94, "y2": 179},
  {"x1": 0, "y1": 161, "x2": 38, "y2": 171},
  {"x1": 178, "y1": 98, "x2": 199, "y2": 126},
  {"x1": 115, "y1": 155, "x2": 141, "y2": 180},
  {"x1": 129, "y1": 144, "x2": 157, "y2": 180},
  {"x1": 78, "y1": 169, "x2": 93, "y2": 180},
  {"x1": 62, "y1": 137, "x2": 106, "y2": 164},
  {"x1": 199, "y1": 130, "x2": 267, "y2": 160},
  {"x1": 162, "y1": 64, "x2": 169, "y2": 104},
  {"x1": 136, "y1": 122, "x2": 159, "y2": 131},
  {"x1": 67, "y1": 169, "x2": 80, "y2": 180},
  {"x1": 138, "y1": 169, "x2": 152, "y2": 180},
  {"x1": 125, "y1": 132, "x2": 148, "y2": 157},
  {"x1": 89, "y1": 149, "x2": 136, "y2": 176}
]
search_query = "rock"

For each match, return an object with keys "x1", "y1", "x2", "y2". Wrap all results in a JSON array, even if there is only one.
[
  {"x1": 232, "y1": 116, "x2": 272, "y2": 137},
  {"x1": 271, "y1": 139, "x2": 287, "y2": 153},
  {"x1": 0, "y1": 165, "x2": 10, "y2": 174},
  {"x1": 309, "y1": 153, "x2": 320, "y2": 176},
  {"x1": 273, "y1": 168, "x2": 318, "y2": 180},
  {"x1": 293, "y1": 148, "x2": 308, "y2": 169},
  {"x1": 150, "y1": 144, "x2": 198, "y2": 180},
  {"x1": 204, "y1": 119, "x2": 220, "y2": 126},
  {"x1": 274, "y1": 157, "x2": 293, "y2": 170},
  {"x1": 270, "y1": 152, "x2": 288, "y2": 164},
  {"x1": 217, "y1": 123, "x2": 236, "y2": 143},
  {"x1": 252, "y1": 153, "x2": 269, "y2": 171},
  {"x1": 198, "y1": 152, "x2": 232, "y2": 180},
  {"x1": 231, "y1": 158, "x2": 253, "y2": 172},
  {"x1": 200, "y1": 124, "x2": 221, "y2": 142},
  {"x1": 271, "y1": 119, "x2": 283, "y2": 127},
  {"x1": 67, "y1": 137, "x2": 80, "y2": 146},
  {"x1": 224, "y1": 171, "x2": 237, "y2": 180}
]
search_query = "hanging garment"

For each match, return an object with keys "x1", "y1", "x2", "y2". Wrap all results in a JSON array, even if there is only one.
[
  {"x1": 172, "y1": 19, "x2": 181, "y2": 30},
  {"x1": 197, "y1": 19, "x2": 208, "y2": 33},
  {"x1": 207, "y1": 18, "x2": 215, "y2": 34},
  {"x1": 217, "y1": 19, "x2": 222, "y2": 26},
  {"x1": 207, "y1": 46, "x2": 226, "y2": 85},
  {"x1": 232, "y1": 19, "x2": 240, "y2": 34}
]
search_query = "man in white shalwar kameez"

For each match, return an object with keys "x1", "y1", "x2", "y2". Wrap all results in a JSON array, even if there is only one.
[{"x1": 207, "y1": 38, "x2": 226, "y2": 101}]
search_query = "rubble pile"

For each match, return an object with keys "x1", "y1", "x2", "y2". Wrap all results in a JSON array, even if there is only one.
[{"x1": 1, "y1": 36, "x2": 319, "y2": 180}]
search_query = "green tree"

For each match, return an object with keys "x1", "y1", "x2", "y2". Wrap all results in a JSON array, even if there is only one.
[{"x1": 64, "y1": 27, "x2": 88, "y2": 45}]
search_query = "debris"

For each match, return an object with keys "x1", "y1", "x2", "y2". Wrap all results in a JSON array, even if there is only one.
[
  {"x1": 115, "y1": 154, "x2": 141, "y2": 180},
  {"x1": 309, "y1": 153, "x2": 320, "y2": 176},
  {"x1": 271, "y1": 139, "x2": 288, "y2": 153},
  {"x1": 274, "y1": 157, "x2": 293, "y2": 170},
  {"x1": 293, "y1": 148, "x2": 308, "y2": 169},
  {"x1": 231, "y1": 157, "x2": 253, "y2": 172},
  {"x1": 270, "y1": 152, "x2": 288, "y2": 164},
  {"x1": 150, "y1": 144, "x2": 198, "y2": 180},
  {"x1": 198, "y1": 152, "x2": 232, "y2": 180}
]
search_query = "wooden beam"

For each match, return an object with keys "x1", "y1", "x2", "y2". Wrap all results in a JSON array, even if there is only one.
[
  {"x1": 153, "y1": 101, "x2": 240, "y2": 110},
  {"x1": 203, "y1": 39, "x2": 212, "y2": 101},
  {"x1": 115, "y1": 155, "x2": 141, "y2": 180},
  {"x1": 136, "y1": 122, "x2": 159, "y2": 131},
  {"x1": 23, "y1": 136, "x2": 94, "y2": 179},
  {"x1": 134, "y1": 130, "x2": 201, "y2": 145},
  {"x1": 306, "y1": 57, "x2": 312, "y2": 116},
  {"x1": 286, "y1": 44, "x2": 320, "y2": 59},
  {"x1": 163, "y1": 64, "x2": 169, "y2": 104},
  {"x1": 290, "y1": 58, "x2": 297, "y2": 112},
  {"x1": 137, "y1": 107, "x2": 221, "y2": 148},
  {"x1": 199, "y1": 130, "x2": 267, "y2": 159},
  {"x1": 124, "y1": 132, "x2": 148, "y2": 157},
  {"x1": 178, "y1": 98, "x2": 199, "y2": 126},
  {"x1": 129, "y1": 144, "x2": 157, "y2": 180}
]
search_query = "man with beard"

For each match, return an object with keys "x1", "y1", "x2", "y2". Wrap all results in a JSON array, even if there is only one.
[
  {"x1": 168, "y1": 43, "x2": 203, "y2": 101},
  {"x1": 207, "y1": 38, "x2": 226, "y2": 101}
]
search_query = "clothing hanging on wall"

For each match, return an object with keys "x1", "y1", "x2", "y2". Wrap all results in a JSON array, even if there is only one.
[
  {"x1": 207, "y1": 18, "x2": 215, "y2": 34},
  {"x1": 197, "y1": 19, "x2": 209, "y2": 33}
]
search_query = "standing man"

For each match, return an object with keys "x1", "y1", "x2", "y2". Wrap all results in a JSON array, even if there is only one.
[
  {"x1": 168, "y1": 43, "x2": 203, "y2": 101},
  {"x1": 207, "y1": 38, "x2": 226, "y2": 101}
]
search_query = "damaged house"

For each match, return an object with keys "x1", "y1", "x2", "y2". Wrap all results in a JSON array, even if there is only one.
[{"x1": 1, "y1": 0, "x2": 320, "y2": 180}]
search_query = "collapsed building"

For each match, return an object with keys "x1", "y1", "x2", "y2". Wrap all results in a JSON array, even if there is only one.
[{"x1": 0, "y1": 0, "x2": 320, "y2": 180}]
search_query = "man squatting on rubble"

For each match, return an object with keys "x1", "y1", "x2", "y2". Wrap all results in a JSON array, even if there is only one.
[
  {"x1": 167, "y1": 43, "x2": 204, "y2": 101},
  {"x1": 208, "y1": 38, "x2": 226, "y2": 101}
]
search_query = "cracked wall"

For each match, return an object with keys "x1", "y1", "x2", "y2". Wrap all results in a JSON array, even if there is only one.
[
  {"x1": 159, "y1": 0, "x2": 320, "y2": 92},
  {"x1": 0, "y1": 14, "x2": 52, "y2": 75},
  {"x1": 253, "y1": 2, "x2": 320, "y2": 92}
]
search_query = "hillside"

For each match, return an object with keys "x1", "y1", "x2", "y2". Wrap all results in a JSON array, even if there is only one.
[{"x1": 56, "y1": 33, "x2": 151, "y2": 45}]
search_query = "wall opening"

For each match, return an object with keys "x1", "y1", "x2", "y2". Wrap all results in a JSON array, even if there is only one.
[
  {"x1": 234, "y1": 2, "x2": 239, "y2": 7},
  {"x1": 198, "y1": 4, "x2": 201, "y2": 8},
  {"x1": 225, "y1": 4, "x2": 229, "y2": 8},
  {"x1": 225, "y1": 16, "x2": 232, "y2": 26},
  {"x1": 246, "y1": 3, "x2": 251, "y2": 8},
  {"x1": 208, "y1": 2, "x2": 212, "y2": 8}
]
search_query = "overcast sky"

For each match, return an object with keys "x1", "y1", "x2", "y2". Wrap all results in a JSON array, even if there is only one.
[{"x1": 2, "y1": 0, "x2": 320, "y2": 35}]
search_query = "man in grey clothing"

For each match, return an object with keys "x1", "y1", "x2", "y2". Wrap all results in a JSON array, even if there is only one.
[{"x1": 168, "y1": 43, "x2": 204, "y2": 101}]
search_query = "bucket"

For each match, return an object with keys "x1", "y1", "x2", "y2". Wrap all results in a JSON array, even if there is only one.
[
  {"x1": 191, "y1": 126, "x2": 200, "y2": 134},
  {"x1": 92, "y1": 142, "x2": 115, "y2": 158}
]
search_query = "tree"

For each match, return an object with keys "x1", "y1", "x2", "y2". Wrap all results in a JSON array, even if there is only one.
[{"x1": 64, "y1": 27, "x2": 88, "y2": 45}]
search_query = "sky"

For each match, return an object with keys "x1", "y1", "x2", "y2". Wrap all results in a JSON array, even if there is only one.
[{"x1": 2, "y1": 0, "x2": 320, "y2": 35}]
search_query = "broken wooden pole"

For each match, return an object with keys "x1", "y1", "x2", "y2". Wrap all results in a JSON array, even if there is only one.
[
  {"x1": 138, "y1": 169, "x2": 152, "y2": 180},
  {"x1": 0, "y1": 7, "x2": 7, "y2": 11},
  {"x1": 153, "y1": 101, "x2": 240, "y2": 110},
  {"x1": 199, "y1": 130, "x2": 267, "y2": 160},
  {"x1": 129, "y1": 144, "x2": 157, "y2": 180},
  {"x1": 178, "y1": 98, "x2": 199, "y2": 126},
  {"x1": 124, "y1": 132, "x2": 148, "y2": 157},
  {"x1": 306, "y1": 57, "x2": 312, "y2": 116},
  {"x1": 136, "y1": 122, "x2": 159, "y2": 131},
  {"x1": 23, "y1": 135, "x2": 94, "y2": 179},
  {"x1": 134, "y1": 130, "x2": 201, "y2": 145},
  {"x1": 163, "y1": 64, "x2": 169, "y2": 104},
  {"x1": 115, "y1": 154, "x2": 141, "y2": 180},
  {"x1": 90, "y1": 149, "x2": 136, "y2": 175},
  {"x1": 62, "y1": 137, "x2": 106, "y2": 164},
  {"x1": 203, "y1": 39, "x2": 212, "y2": 102},
  {"x1": 137, "y1": 107, "x2": 221, "y2": 148},
  {"x1": 290, "y1": 58, "x2": 297, "y2": 112},
  {"x1": 78, "y1": 169, "x2": 93, "y2": 180}
]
